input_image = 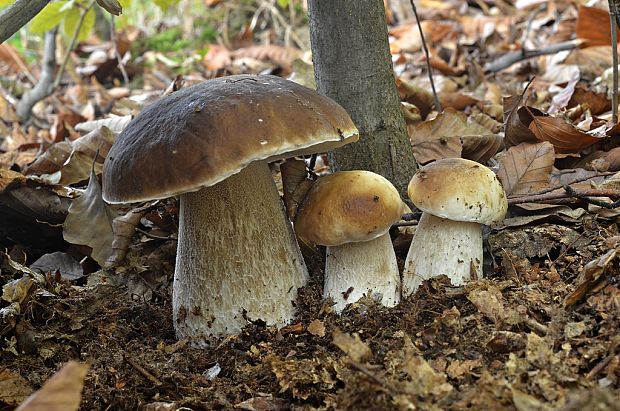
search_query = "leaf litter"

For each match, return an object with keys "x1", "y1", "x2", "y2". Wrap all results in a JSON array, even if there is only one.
[{"x1": 2, "y1": 0, "x2": 620, "y2": 409}]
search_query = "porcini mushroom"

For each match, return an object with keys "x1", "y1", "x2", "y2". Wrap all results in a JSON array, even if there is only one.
[
  {"x1": 402, "y1": 158, "x2": 507, "y2": 296},
  {"x1": 294, "y1": 171, "x2": 405, "y2": 312},
  {"x1": 102, "y1": 75, "x2": 358, "y2": 344}
]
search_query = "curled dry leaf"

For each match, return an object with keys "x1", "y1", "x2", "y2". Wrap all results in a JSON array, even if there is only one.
[
  {"x1": 461, "y1": 134, "x2": 503, "y2": 164},
  {"x1": 528, "y1": 116, "x2": 600, "y2": 154},
  {"x1": 16, "y1": 361, "x2": 89, "y2": 411},
  {"x1": 564, "y1": 248, "x2": 619, "y2": 307},
  {"x1": 96, "y1": 0, "x2": 122, "y2": 16},
  {"x1": 63, "y1": 169, "x2": 114, "y2": 266},
  {"x1": 497, "y1": 142, "x2": 554, "y2": 196},
  {"x1": 503, "y1": 95, "x2": 542, "y2": 147},
  {"x1": 105, "y1": 205, "x2": 149, "y2": 268}
]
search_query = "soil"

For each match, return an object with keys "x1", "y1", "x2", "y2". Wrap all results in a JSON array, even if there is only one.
[{"x1": 1, "y1": 212, "x2": 620, "y2": 410}]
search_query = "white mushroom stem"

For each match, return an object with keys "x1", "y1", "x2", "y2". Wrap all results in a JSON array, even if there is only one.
[
  {"x1": 324, "y1": 233, "x2": 400, "y2": 313},
  {"x1": 402, "y1": 212, "x2": 483, "y2": 296},
  {"x1": 173, "y1": 161, "x2": 308, "y2": 345}
]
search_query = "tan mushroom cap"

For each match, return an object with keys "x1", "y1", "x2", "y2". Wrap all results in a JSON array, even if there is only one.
[
  {"x1": 102, "y1": 74, "x2": 358, "y2": 203},
  {"x1": 408, "y1": 158, "x2": 507, "y2": 225},
  {"x1": 295, "y1": 171, "x2": 405, "y2": 247}
]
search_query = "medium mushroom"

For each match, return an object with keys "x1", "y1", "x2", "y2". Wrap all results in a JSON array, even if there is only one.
[
  {"x1": 402, "y1": 158, "x2": 507, "y2": 296},
  {"x1": 294, "y1": 171, "x2": 405, "y2": 312},
  {"x1": 102, "y1": 75, "x2": 358, "y2": 344}
]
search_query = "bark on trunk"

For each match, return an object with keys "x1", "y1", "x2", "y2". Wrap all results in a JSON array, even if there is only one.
[
  {"x1": 0, "y1": 0, "x2": 51, "y2": 44},
  {"x1": 307, "y1": 0, "x2": 417, "y2": 197}
]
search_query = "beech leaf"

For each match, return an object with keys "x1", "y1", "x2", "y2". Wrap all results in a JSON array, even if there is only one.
[
  {"x1": 497, "y1": 142, "x2": 554, "y2": 196},
  {"x1": 528, "y1": 116, "x2": 600, "y2": 153},
  {"x1": 63, "y1": 169, "x2": 114, "y2": 266}
]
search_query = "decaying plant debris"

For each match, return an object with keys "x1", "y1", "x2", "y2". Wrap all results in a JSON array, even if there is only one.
[{"x1": 1, "y1": 0, "x2": 620, "y2": 409}]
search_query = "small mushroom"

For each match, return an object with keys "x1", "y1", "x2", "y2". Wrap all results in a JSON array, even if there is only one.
[
  {"x1": 402, "y1": 158, "x2": 507, "y2": 296},
  {"x1": 294, "y1": 171, "x2": 405, "y2": 312},
  {"x1": 102, "y1": 75, "x2": 358, "y2": 344}
]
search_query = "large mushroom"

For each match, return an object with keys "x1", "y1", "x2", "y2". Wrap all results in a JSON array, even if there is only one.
[
  {"x1": 102, "y1": 75, "x2": 358, "y2": 344},
  {"x1": 402, "y1": 158, "x2": 507, "y2": 296},
  {"x1": 294, "y1": 171, "x2": 405, "y2": 312}
]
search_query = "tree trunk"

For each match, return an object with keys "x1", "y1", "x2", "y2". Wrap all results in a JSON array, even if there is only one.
[{"x1": 307, "y1": 0, "x2": 417, "y2": 197}]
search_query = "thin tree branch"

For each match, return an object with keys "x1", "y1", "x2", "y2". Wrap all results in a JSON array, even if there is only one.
[
  {"x1": 53, "y1": 1, "x2": 95, "y2": 90},
  {"x1": 508, "y1": 186, "x2": 620, "y2": 206},
  {"x1": 484, "y1": 40, "x2": 581, "y2": 73},
  {"x1": 409, "y1": 0, "x2": 441, "y2": 111},
  {"x1": 16, "y1": 28, "x2": 57, "y2": 122},
  {"x1": 609, "y1": 0, "x2": 618, "y2": 124},
  {"x1": 0, "y1": 0, "x2": 50, "y2": 44}
]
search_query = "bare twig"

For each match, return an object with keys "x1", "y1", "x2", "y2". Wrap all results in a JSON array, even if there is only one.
[
  {"x1": 564, "y1": 185, "x2": 620, "y2": 209},
  {"x1": 16, "y1": 28, "x2": 57, "y2": 122},
  {"x1": 0, "y1": 0, "x2": 50, "y2": 44},
  {"x1": 508, "y1": 187, "x2": 620, "y2": 205},
  {"x1": 484, "y1": 40, "x2": 581, "y2": 73},
  {"x1": 123, "y1": 355, "x2": 163, "y2": 386},
  {"x1": 609, "y1": 0, "x2": 619, "y2": 124},
  {"x1": 110, "y1": 16, "x2": 130, "y2": 86},
  {"x1": 53, "y1": 1, "x2": 95, "y2": 90},
  {"x1": 586, "y1": 339, "x2": 620, "y2": 380},
  {"x1": 135, "y1": 227, "x2": 177, "y2": 242},
  {"x1": 408, "y1": 0, "x2": 441, "y2": 111}
]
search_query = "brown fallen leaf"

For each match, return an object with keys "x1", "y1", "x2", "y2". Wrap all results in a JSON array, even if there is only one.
[
  {"x1": 0, "y1": 169, "x2": 27, "y2": 193},
  {"x1": 564, "y1": 248, "x2": 619, "y2": 307},
  {"x1": 576, "y1": 5, "x2": 619, "y2": 47},
  {"x1": 528, "y1": 116, "x2": 600, "y2": 154},
  {"x1": 63, "y1": 169, "x2": 114, "y2": 266},
  {"x1": 105, "y1": 205, "x2": 149, "y2": 268},
  {"x1": 16, "y1": 361, "x2": 89, "y2": 411},
  {"x1": 504, "y1": 95, "x2": 542, "y2": 147},
  {"x1": 497, "y1": 142, "x2": 554, "y2": 196},
  {"x1": 0, "y1": 369, "x2": 33, "y2": 406},
  {"x1": 332, "y1": 328, "x2": 372, "y2": 363},
  {"x1": 307, "y1": 319, "x2": 326, "y2": 337}
]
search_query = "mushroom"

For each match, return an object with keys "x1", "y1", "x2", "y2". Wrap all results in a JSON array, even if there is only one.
[
  {"x1": 402, "y1": 158, "x2": 507, "y2": 296},
  {"x1": 102, "y1": 75, "x2": 358, "y2": 344},
  {"x1": 294, "y1": 171, "x2": 405, "y2": 312}
]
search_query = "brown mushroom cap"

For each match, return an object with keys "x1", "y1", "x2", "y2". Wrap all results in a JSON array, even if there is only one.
[
  {"x1": 408, "y1": 158, "x2": 507, "y2": 225},
  {"x1": 102, "y1": 75, "x2": 358, "y2": 203},
  {"x1": 295, "y1": 171, "x2": 405, "y2": 246}
]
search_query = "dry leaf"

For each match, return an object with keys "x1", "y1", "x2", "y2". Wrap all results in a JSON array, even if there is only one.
[
  {"x1": 0, "y1": 169, "x2": 27, "y2": 193},
  {"x1": 0, "y1": 369, "x2": 33, "y2": 406},
  {"x1": 568, "y1": 86, "x2": 611, "y2": 116},
  {"x1": 396, "y1": 78, "x2": 434, "y2": 117},
  {"x1": 497, "y1": 142, "x2": 554, "y2": 196},
  {"x1": 16, "y1": 362, "x2": 89, "y2": 411},
  {"x1": 332, "y1": 329, "x2": 372, "y2": 363},
  {"x1": 409, "y1": 108, "x2": 495, "y2": 164},
  {"x1": 461, "y1": 134, "x2": 503, "y2": 164},
  {"x1": 63, "y1": 169, "x2": 114, "y2": 266},
  {"x1": 528, "y1": 116, "x2": 600, "y2": 154},
  {"x1": 202, "y1": 44, "x2": 231, "y2": 71},
  {"x1": 503, "y1": 96, "x2": 542, "y2": 147},
  {"x1": 75, "y1": 115, "x2": 132, "y2": 134},
  {"x1": 576, "y1": 5, "x2": 619, "y2": 47},
  {"x1": 105, "y1": 206, "x2": 149, "y2": 268},
  {"x1": 307, "y1": 319, "x2": 326, "y2": 337},
  {"x1": 564, "y1": 248, "x2": 619, "y2": 307}
]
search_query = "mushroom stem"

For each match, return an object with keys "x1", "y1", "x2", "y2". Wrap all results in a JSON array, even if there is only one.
[
  {"x1": 173, "y1": 161, "x2": 308, "y2": 344},
  {"x1": 402, "y1": 212, "x2": 482, "y2": 297},
  {"x1": 324, "y1": 233, "x2": 400, "y2": 313}
]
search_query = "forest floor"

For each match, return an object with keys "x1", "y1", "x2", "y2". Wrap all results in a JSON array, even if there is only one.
[{"x1": 2, "y1": 1, "x2": 620, "y2": 410}]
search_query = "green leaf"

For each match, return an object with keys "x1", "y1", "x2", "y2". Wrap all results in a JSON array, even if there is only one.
[
  {"x1": 63, "y1": 6, "x2": 95, "y2": 42},
  {"x1": 153, "y1": 0, "x2": 179, "y2": 11},
  {"x1": 0, "y1": 0, "x2": 15, "y2": 8},
  {"x1": 118, "y1": 0, "x2": 131, "y2": 7},
  {"x1": 30, "y1": 2, "x2": 69, "y2": 34},
  {"x1": 276, "y1": 0, "x2": 289, "y2": 8}
]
